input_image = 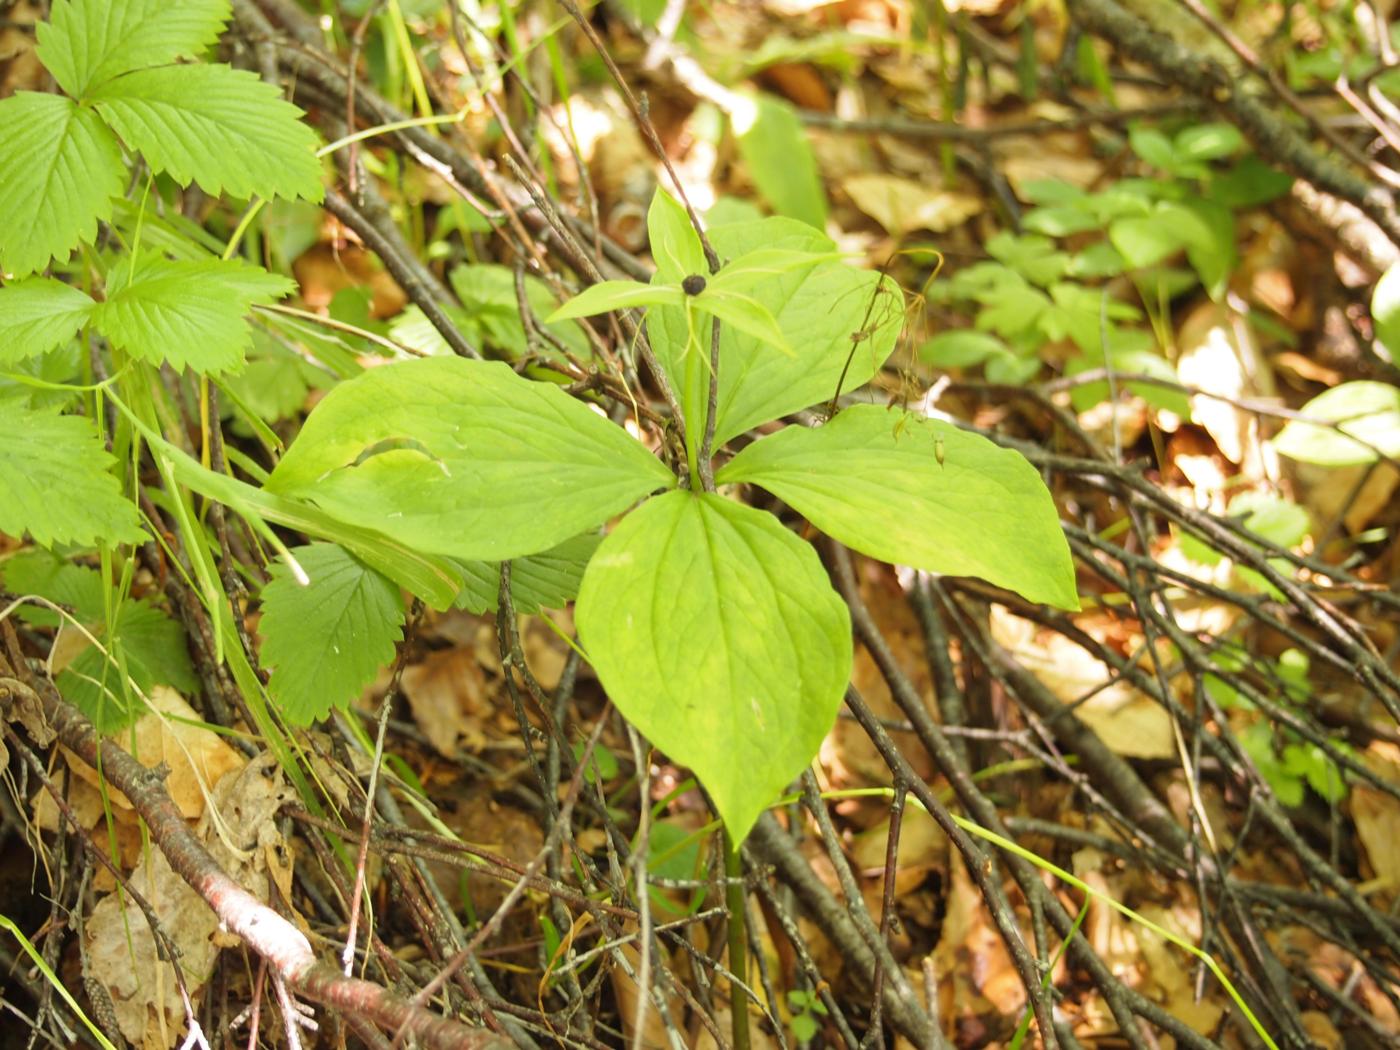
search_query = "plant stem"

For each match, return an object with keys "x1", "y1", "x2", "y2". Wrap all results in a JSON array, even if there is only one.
[{"x1": 724, "y1": 831, "x2": 751, "y2": 1050}]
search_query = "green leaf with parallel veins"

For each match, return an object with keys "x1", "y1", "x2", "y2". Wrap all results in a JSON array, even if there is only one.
[
  {"x1": 732, "y1": 93, "x2": 827, "y2": 229},
  {"x1": 0, "y1": 93, "x2": 124, "y2": 276},
  {"x1": 91, "y1": 64, "x2": 323, "y2": 201},
  {"x1": 0, "y1": 404, "x2": 146, "y2": 548},
  {"x1": 576, "y1": 491, "x2": 852, "y2": 842},
  {"x1": 546, "y1": 279, "x2": 685, "y2": 321},
  {"x1": 0, "y1": 278, "x2": 96, "y2": 364},
  {"x1": 694, "y1": 288, "x2": 793, "y2": 355},
  {"x1": 259, "y1": 543, "x2": 406, "y2": 725},
  {"x1": 267, "y1": 358, "x2": 676, "y2": 561},
  {"x1": 1273, "y1": 381, "x2": 1400, "y2": 465},
  {"x1": 649, "y1": 218, "x2": 901, "y2": 445},
  {"x1": 93, "y1": 255, "x2": 294, "y2": 373},
  {"x1": 37, "y1": 0, "x2": 230, "y2": 98},
  {"x1": 648, "y1": 188, "x2": 707, "y2": 282},
  {"x1": 717, "y1": 404, "x2": 1079, "y2": 609}
]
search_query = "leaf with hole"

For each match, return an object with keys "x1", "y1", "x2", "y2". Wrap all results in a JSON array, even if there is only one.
[{"x1": 268, "y1": 358, "x2": 676, "y2": 561}]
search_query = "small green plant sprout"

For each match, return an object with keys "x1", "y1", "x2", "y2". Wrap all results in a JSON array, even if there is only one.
[
  {"x1": 786, "y1": 987, "x2": 828, "y2": 1043},
  {"x1": 262, "y1": 187, "x2": 1078, "y2": 845}
]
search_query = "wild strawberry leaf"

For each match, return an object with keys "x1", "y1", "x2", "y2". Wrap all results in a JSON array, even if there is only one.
[
  {"x1": 0, "y1": 93, "x2": 124, "y2": 276},
  {"x1": 91, "y1": 64, "x2": 323, "y2": 202},
  {"x1": 0, "y1": 404, "x2": 147, "y2": 548}
]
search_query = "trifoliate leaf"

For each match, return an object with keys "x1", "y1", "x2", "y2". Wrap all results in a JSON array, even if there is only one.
[
  {"x1": 37, "y1": 0, "x2": 231, "y2": 99},
  {"x1": 91, "y1": 64, "x2": 323, "y2": 201},
  {"x1": 0, "y1": 404, "x2": 146, "y2": 548},
  {"x1": 259, "y1": 543, "x2": 406, "y2": 725},
  {"x1": 93, "y1": 256, "x2": 294, "y2": 373},
  {"x1": 0, "y1": 278, "x2": 96, "y2": 364},
  {"x1": 576, "y1": 491, "x2": 851, "y2": 842},
  {"x1": 0, "y1": 93, "x2": 124, "y2": 276}
]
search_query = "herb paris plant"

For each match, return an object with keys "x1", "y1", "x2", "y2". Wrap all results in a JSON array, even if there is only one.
[{"x1": 265, "y1": 189, "x2": 1078, "y2": 842}]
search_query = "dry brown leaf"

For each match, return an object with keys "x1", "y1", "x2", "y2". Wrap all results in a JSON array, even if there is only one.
[
  {"x1": 84, "y1": 756, "x2": 289, "y2": 1050},
  {"x1": 1291, "y1": 459, "x2": 1400, "y2": 535},
  {"x1": 293, "y1": 242, "x2": 407, "y2": 318},
  {"x1": 401, "y1": 647, "x2": 491, "y2": 757},
  {"x1": 64, "y1": 687, "x2": 245, "y2": 820},
  {"x1": 1352, "y1": 743, "x2": 1400, "y2": 895},
  {"x1": 989, "y1": 608, "x2": 1176, "y2": 759},
  {"x1": 842, "y1": 174, "x2": 981, "y2": 237},
  {"x1": 86, "y1": 846, "x2": 220, "y2": 1049}
]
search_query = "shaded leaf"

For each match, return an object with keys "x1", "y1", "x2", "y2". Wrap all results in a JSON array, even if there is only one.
[
  {"x1": 259, "y1": 543, "x2": 406, "y2": 724},
  {"x1": 0, "y1": 404, "x2": 147, "y2": 547},
  {"x1": 94, "y1": 256, "x2": 294, "y2": 373},
  {"x1": 0, "y1": 278, "x2": 96, "y2": 364}
]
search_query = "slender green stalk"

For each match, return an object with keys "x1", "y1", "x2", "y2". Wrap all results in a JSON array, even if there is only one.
[{"x1": 724, "y1": 831, "x2": 751, "y2": 1050}]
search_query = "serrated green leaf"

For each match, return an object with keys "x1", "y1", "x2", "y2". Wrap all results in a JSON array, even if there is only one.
[
  {"x1": 1273, "y1": 380, "x2": 1400, "y2": 465},
  {"x1": 452, "y1": 532, "x2": 602, "y2": 614},
  {"x1": 91, "y1": 64, "x2": 323, "y2": 201},
  {"x1": 259, "y1": 543, "x2": 406, "y2": 724},
  {"x1": 1, "y1": 549, "x2": 106, "y2": 625},
  {"x1": 93, "y1": 255, "x2": 293, "y2": 373},
  {"x1": 0, "y1": 278, "x2": 96, "y2": 364},
  {"x1": 546, "y1": 279, "x2": 685, "y2": 321},
  {"x1": 717, "y1": 404, "x2": 1079, "y2": 609},
  {"x1": 267, "y1": 358, "x2": 676, "y2": 561},
  {"x1": 648, "y1": 187, "x2": 707, "y2": 282},
  {"x1": 59, "y1": 599, "x2": 198, "y2": 732},
  {"x1": 649, "y1": 218, "x2": 901, "y2": 445},
  {"x1": 37, "y1": 0, "x2": 230, "y2": 98},
  {"x1": 576, "y1": 491, "x2": 852, "y2": 842},
  {"x1": 0, "y1": 93, "x2": 124, "y2": 276},
  {"x1": 0, "y1": 404, "x2": 146, "y2": 548}
]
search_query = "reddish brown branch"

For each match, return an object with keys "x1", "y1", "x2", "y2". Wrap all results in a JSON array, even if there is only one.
[{"x1": 0, "y1": 675, "x2": 511, "y2": 1050}]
